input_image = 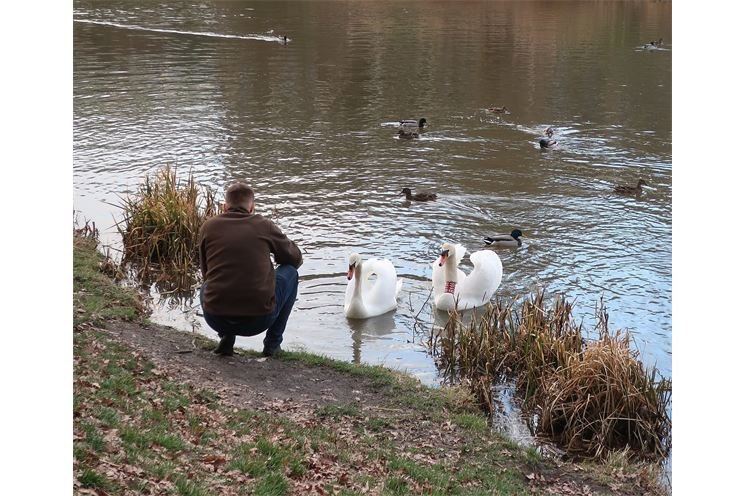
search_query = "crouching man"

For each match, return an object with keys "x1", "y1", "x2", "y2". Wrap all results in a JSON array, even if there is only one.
[{"x1": 198, "y1": 182, "x2": 303, "y2": 357}]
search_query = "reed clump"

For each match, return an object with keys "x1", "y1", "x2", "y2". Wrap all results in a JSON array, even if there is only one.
[
  {"x1": 116, "y1": 165, "x2": 219, "y2": 291},
  {"x1": 428, "y1": 290, "x2": 671, "y2": 462}
]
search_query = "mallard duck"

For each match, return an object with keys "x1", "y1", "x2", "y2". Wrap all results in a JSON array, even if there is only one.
[
  {"x1": 398, "y1": 118, "x2": 426, "y2": 139},
  {"x1": 643, "y1": 38, "x2": 663, "y2": 49},
  {"x1": 539, "y1": 127, "x2": 557, "y2": 149},
  {"x1": 488, "y1": 106, "x2": 510, "y2": 114},
  {"x1": 399, "y1": 118, "x2": 427, "y2": 129},
  {"x1": 401, "y1": 188, "x2": 437, "y2": 202},
  {"x1": 483, "y1": 229, "x2": 523, "y2": 248},
  {"x1": 614, "y1": 179, "x2": 649, "y2": 195}
]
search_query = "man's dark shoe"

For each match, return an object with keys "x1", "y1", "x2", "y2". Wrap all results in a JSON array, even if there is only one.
[
  {"x1": 261, "y1": 346, "x2": 283, "y2": 358},
  {"x1": 214, "y1": 335, "x2": 235, "y2": 356}
]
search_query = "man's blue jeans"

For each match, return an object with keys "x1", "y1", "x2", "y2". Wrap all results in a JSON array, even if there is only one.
[{"x1": 199, "y1": 265, "x2": 299, "y2": 350}]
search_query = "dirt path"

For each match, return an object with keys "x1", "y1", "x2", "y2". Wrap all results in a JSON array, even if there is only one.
[{"x1": 104, "y1": 320, "x2": 395, "y2": 412}]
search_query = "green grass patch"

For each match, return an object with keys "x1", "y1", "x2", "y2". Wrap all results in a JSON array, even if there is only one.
[
  {"x1": 73, "y1": 236, "x2": 144, "y2": 326},
  {"x1": 147, "y1": 460, "x2": 178, "y2": 480},
  {"x1": 95, "y1": 406, "x2": 120, "y2": 428},
  {"x1": 229, "y1": 437, "x2": 305, "y2": 479},
  {"x1": 80, "y1": 422, "x2": 106, "y2": 452},
  {"x1": 317, "y1": 402, "x2": 361, "y2": 418},
  {"x1": 383, "y1": 476, "x2": 409, "y2": 495},
  {"x1": 151, "y1": 430, "x2": 185, "y2": 451},
  {"x1": 388, "y1": 454, "x2": 451, "y2": 487},
  {"x1": 120, "y1": 425, "x2": 150, "y2": 448},
  {"x1": 174, "y1": 475, "x2": 212, "y2": 496},
  {"x1": 524, "y1": 446, "x2": 541, "y2": 466},
  {"x1": 79, "y1": 468, "x2": 112, "y2": 490},
  {"x1": 365, "y1": 416, "x2": 392, "y2": 432},
  {"x1": 453, "y1": 413, "x2": 488, "y2": 433},
  {"x1": 254, "y1": 472, "x2": 289, "y2": 496}
]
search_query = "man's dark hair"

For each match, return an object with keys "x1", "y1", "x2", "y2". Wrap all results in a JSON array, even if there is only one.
[{"x1": 225, "y1": 182, "x2": 255, "y2": 207}]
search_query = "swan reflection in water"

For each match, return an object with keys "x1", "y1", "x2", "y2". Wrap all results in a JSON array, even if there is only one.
[{"x1": 346, "y1": 311, "x2": 397, "y2": 364}]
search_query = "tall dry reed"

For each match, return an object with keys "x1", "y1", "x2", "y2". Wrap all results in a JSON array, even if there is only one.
[
  {"x1": 116, "y1": 165, "x2": 219, "y2": 291},
  {"x1": 428, "y1": 290, "x2": 671, "y2": 461}
]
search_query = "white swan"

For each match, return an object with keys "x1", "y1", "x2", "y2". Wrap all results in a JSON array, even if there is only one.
[
  {"x1": 431, "y1": 243, "x2": 503, "y2": 311},
  {"x1": 344, "y1": 253, "x2": 403, "y2": 319}
]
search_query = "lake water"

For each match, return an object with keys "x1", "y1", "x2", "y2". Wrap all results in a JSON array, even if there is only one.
[{"x1": 73, "y1": 0, "x2": 672, "y2": 389}]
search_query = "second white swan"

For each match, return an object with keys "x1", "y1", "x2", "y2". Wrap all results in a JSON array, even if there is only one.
[
  {"x1": 431, "y1": 243, "x2": 503, "y2": 311},
  {"x1": 344, "y1": 253, "x2": 403, "y2": 319}
]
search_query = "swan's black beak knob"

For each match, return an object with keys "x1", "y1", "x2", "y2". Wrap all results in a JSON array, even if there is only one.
[
  {"x1": 347, "y1": 263, "x2": 355, "y2": 280},
  {"x1": 438, "y1": 249, "x2": 449, "y2": 267}
]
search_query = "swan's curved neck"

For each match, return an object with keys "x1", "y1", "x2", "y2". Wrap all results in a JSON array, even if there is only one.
[
  {"x1": 346, "y1": 264, "x2": 367, "y2": 317},
  {"x1": 351, "y1": 265, "x2": 364, "y2": 299},
  {"x1": 443, "y1": 256, "x2": 458, "y2": 293}
]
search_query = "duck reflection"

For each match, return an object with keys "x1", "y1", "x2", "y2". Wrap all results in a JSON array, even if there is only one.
[{"x1": 347, "y1": 310, "x2": 397, "y2": 364}]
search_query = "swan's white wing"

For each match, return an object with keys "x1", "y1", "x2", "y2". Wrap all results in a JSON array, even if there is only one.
[
  {"x1": 457, "y1": 250, "x2": 503, "y2": 308},
  {"x1": 361, "y1": 258, "x2": 399, "y2": 315},
  {"x1": 454, "y1": 244, "x2": 467, "y2": 265}
]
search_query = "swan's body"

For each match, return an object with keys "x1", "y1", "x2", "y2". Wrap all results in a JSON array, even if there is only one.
[
  {"x1": 398, "y1": 118, "x2": 427, "y2": 139},
  {"x1": 401, "y1": 188, "x2": 437, "y2": 202},
  {"x1": 614, "y1": 179, "x2": 649, "y2": 195},
  {"x1": 431, "y1": 243, "x2": 503, "y2": 311},
  {"x1": 540, "y1": 127, "x2": 557, "y2": 149},
  {"x1": 344, "y1": 254, "x2": 403, "y2": 319},
  {"x1": 483, "y1": 229, "x2": 523, "y2": 248}
]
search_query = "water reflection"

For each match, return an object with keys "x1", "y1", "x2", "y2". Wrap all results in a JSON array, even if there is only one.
[
  {"x1": 74, "y1": 0, "x2": 672, "y2": 383},
  {"x1": 347, "y1": 311, "x2": 397, "y2": 364}
]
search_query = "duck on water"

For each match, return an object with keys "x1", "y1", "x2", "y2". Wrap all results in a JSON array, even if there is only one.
[
  {"x1": 401, "y1": 188, "x2": 437, "y2": 202},
  {"x1": 398, "y1": 118, "x2": 426, "y2": 139}
]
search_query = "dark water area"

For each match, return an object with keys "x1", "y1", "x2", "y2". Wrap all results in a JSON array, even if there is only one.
[{"x1": 73, "y1": 0, "x2": 671, "y2": 400}]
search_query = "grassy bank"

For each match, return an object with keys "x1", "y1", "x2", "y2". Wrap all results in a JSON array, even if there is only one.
[{"x1": 73, "y1": 234, "x2": 666, "y2": 495}]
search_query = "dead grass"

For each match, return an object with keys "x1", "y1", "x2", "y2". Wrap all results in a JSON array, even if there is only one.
[
  {"x1": 428, "y1": 290, "x2": 671, "y2": 462},
  {"x1": 115, "y1": 165, "x2": 219, "y2": 292}
]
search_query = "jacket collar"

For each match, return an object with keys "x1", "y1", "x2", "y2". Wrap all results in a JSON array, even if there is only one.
[{"x1": 225, "y1": 206, "x2": 250, "y2": 214}]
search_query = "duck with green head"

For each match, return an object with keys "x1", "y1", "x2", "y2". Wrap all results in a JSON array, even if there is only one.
[
  {"x1": 398, "y1": 118, "x2": 426, "y2": 139},
  {"x1": 483, "y1": 229, "x2": 523, "y2": 248}
]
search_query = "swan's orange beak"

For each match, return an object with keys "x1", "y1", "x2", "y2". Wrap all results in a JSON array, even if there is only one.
[
  {"x1": 438, "y1": 249, "x2": 449, "y2": 267},
  {"x1": 347, "y1": 264, "x2": 355, "y2": 280}
]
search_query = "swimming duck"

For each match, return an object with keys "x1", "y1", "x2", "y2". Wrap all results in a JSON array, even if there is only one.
[
  {"x1": 488, "y1": 106, "x2": 510, "y2": 115},
  {"x1": 401, "y1": 188, "x2": 437, "y2": 202},
  {"x1": 398, "y1": 118, "x2": 427, "y2": 139},
  {"x1": 483, "y1": 229, "x2": 523, "y2": 248},
  {"x1": 643, "y1": 38, "x2": 664, "y2": 49},
  {"x1": 614, "y1": 179, "x2": 649, "y2": 195},
  {"x1": 539, "y1": 127, "x2": 557, "y2": 149}
]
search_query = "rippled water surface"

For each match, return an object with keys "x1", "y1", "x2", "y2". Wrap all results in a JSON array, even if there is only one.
[{"x1": 73, "y1": 1, "x2": 672, "y2": 385}]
